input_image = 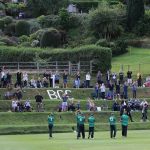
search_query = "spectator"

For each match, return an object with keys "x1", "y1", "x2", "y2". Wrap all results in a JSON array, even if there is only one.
[
  {"x1": 140, "y1": 100, "x2": 148, "y2": 122},
  {"x1": 14, "y1": 88, "x2": 22, "y2": 101},
  {"x1": 123, "y1": 81, "x2": 128, "y2": 99},
  {"x1": 112, "y1": 100, "x2": 120, "y2": 111},
  {"x1": 119, "y1": 70, "x2": 124, "y2": 84},
  {"x1": 132, "y1": 81, "x2": 137, "y2": 99},
  {"x1": 37, "y1": 77, "x2": 43, "y2": 88},
  {"x1": 76, "y1": 100, "x2": 81, "y2": 110},
  {"x1": 55, "y1": 71, "x2": 60, "y2": 87},
  {"x1": 24, "y1": 99, "x2": 31, "y2": 112},
  {"x1": 76, "y1": 71, "x2": 80, "y2": 88},
  {"x1": 100, "y1": 83, "x2": 106, "y2": 99},
  {"x1": 6, "y1": 71, "x2": 12, "y2": 85},
  {"x1": 43, "y1": 77, "x2": 49, "y2": 88},
  {"x1": 106, "y1": 70, "x2": 111, "y2": 86},
  {"x1": 97, "y1": 70, "x2": 102, "y2": 85},
  {"x1": 16, "y1": 71, "x2": 22, "y2": 88},
  {"x1": 63, "y1": 70, "x2": 68, "y2": 88},
  {"x1": 30, "y1": 76, "x2": 37, "y2": 88},
  {"x1": 68, "y1": 100, "x2": 76, "y2": 112},
  {"x1": 112, "y1": 72, "x2": 117, "y2": 84},
  {"x1": 23, "y1": 72, "x2": 28, "y2": 87},
  {"x1": 12, "y1": 99, "x2": 18, "y2": 112},
  {"x1": 35, "y1": 93, "x2": 43, "y2": 112},
  {"x1": 137, "y1": 73, "x2": 142, "y2": 87},
  {"x1": 115, "y1": 79, "x2": 121, "y2": 100},
  {"x1": 127, "y1": 70, "x2": 132, "y2": 86},
  {"x1": 48, "y1": 71, "x2": 53, "y2": 88},
  {"x1": 108, "y1": 81, "x2": 114, "y2": 100},
  {"x1": 85, "y1": 72, "x2": 91, "y2": 88},
  {"x1": 61, "y1": 93, "x2": 68, "y2": 112},
  {"x1": 94, "y1": 83, "x2": 99, "y2": 99}
]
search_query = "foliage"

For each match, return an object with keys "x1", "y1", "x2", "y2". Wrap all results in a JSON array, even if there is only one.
[
  {"x1": 3, "y1": 16, "x2": 13, "y2": 25},
  {"x1": 126, "y1": 0, "x2": 145, "y2": 30},
  {"x1": 37, "y1": 15, "x2": 60, "y2": 28},
  {"x1": 15, "y1": 20, "x2": 30, "y2": 36},
  {"x1": 0, "y1": 19, "x2": 4, "y2": 30},
  {"x1": 40, "y1": 28, "x2": 61, "y2": 48},
  {"x1": 0, "y1": 45, "x2": 111, "y2": 72},
  {"x1": 59, "y1": 8, "x2": 70, "y2": 30},
  {"x1": 4, "y1": 22, "x2": 16, "y2": 36},
  {"x1": 133, "y1": 10, "x2": 150, "y2": 36},
  {"x1": 88, "y1": 2, "x2": 125, "y2": 40},
  {"x1": 28, "y1": 20, "x2": 41, "y2": 34},
  {"x1": 19, "y1": 35, "x2": 30, "y2": 43},
  {"x1": 27, "y1": 0, "x2": 69, "y2": 17},
  {"x1": 0, "y1": 37, "x2": 17, "y2": 46}
]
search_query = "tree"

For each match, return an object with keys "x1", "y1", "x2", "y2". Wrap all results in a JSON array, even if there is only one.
[
  {"x1": 88, "y1": 3, "x2": 124, "y2": 40},
  {"x1": 127, "y1": 0, "x2": 145, "y2": 30}
]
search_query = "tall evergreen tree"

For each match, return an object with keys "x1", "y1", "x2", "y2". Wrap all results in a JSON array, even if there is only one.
[{"x1": 127, "y1": 0, "x2": 145, "y2": 30}]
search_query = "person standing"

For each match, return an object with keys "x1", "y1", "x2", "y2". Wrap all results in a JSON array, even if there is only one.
[
  {"x1": 77, "y1": 112, "x2": 85, "y2": 139},
  {"x1": 35, "y1": 93, "x2": 43, "y2": 112},
  {"x1": 85, "y1": 72, "x2": 91, "y2": 88},
  {"x1": 63, "y1": 70, "x2": 68, "y2": 88},
  {"x1": 121, "y1": 111, "x2": 129, "y2": 137},
  {"x1": 109, "y1": 113, "x2": 117, "y2": 139},
  {"x1": 48, "y1": 113, "x2": 54, "y2": 139},
  {"x1": 132, "y1": 81, "x2": 137, "y2": 99},
  {"x1": 88, "y1": 114, "x2": 95, "y2": 139}
]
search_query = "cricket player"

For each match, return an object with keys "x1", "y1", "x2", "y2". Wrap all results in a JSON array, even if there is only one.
[
  {"x1": 121, "y1": 110, "x2": 129, "y2": 137},
  {"x1": 88, "y1": 113, "x2": 95, "y2": 139},
  {"x1": 109, "y1": 113, "x2": 116, "y2": 138},
  {"x1": 48, "y1": 113, "x2": 54, "y2": 139}
]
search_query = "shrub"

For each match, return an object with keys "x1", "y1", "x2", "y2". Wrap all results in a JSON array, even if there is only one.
[
  {"x1": 28, "y1": 20, "x2": 41, "y2": 34},
  {"x1": 16, "y1": 20, "x2": 30, "y2": 36},
  {"x1": 4, "y1": 23, "x2": 16, "y2": 36},
  {"x1": 0, "y1": 45, "x2": 112, "y2": 72},
  {"x1": 0, "y1": 37, "x2": 17, "y2": 46},
  {"x1": 40, "y1": 28, "x2": 61, "y2": 48},
  {"x1": 3, "y1": 16, "x2": 13, "y2": 25},
  {"x1": 19, "y1": 35, "x2": 29, "y2": 43},
  {"x1": 0, "y1": 19, "x2": 4, "y2": 31},
  {"x1": 37, "y1": 15, "x2": 60, "y2": 28}
]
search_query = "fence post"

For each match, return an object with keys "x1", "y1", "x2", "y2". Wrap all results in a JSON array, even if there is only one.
[
  {"x1": 90, "y1": 61, "x2": 93, "y2": 73},
  {"x1": 78, "y1": 61, "x2": 80, "y2": 71},
  {"x1": 56, "y1": 61, "x2": 58, "y2": 71},
  {"x1": 37, "y1": 62, "x2": 39, "y2": 76},
  {"x1": 69, "y1": 61, "x2": 71, "y2": 75},
  {"x1": 17, "y1": 62, "x2": 19, "y2": 71}
]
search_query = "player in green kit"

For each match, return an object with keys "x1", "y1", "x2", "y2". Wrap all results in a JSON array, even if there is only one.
[
  {"x1": 88, "y1": 113, "x2": 95, "y2": 139},
  {"x1": 109, "y1": 113, "x2": 116, "y2": 138},
  {"x1": 77, "y1": 112, "x2": 85, "y2": 139},
  {"x1": 121, "y1": 110, "x2": 129, "y2": 137},
  {"x1": 48, "y1": 113, "x2": 54, "y2": 139}
]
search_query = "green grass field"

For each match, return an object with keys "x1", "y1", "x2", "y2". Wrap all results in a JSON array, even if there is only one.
[
  {"x1": 0, "y1": 130, "x2": 150, "y2": 150},
  {"x1": 112, "y1": 47, "x2": 150, "y2": 75}
]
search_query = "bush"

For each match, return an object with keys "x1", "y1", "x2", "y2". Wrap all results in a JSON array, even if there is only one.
[
  {"x1": 16, "y1": 20, "x2": 30, "y2": 36},
  {"x1": 37, "y1": 15, "x2": 60, "y2": 28},
  {"x1": 4, "y1": 23, "x2": 16, "y2": 36},
  {"x1": 40, "y1": 28, "x2": 61, "y2": 48},
  {"x1": 0, "y1": 19, "x2": 4, "y2": 31},
  {"x1": 28, "y1": 20, "x2": 41, "y2": 34},
  {"x1": 19, "y1": 35, "x2": 29, "y2": 43},
  {"x1": 3, "y1": 16, "x2": 13, "y2": 25},
  {"x1": 0, "y1": 37, "x2": 17, "y2": 46},
  {"x1": 0, "y1": 45, "x2": 112, "y2": 72},
  {"x1": 96, "y1": 38, "x2": 128, "y2": 56}
]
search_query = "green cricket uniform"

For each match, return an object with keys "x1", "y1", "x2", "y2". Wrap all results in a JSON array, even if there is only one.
[
  {"x1": 88, "y1": 115, "x2": 95, "y2": 139},
  {"x1": 121, "y1": 114, "x2": 129, "y2": 137},
  {"x1": 109, "y1": 115, "x2": 116, "y2": 138},
  {"x1": 77, "y1": 115, "x2": 85, "y2": 139},
  {"x1": 48, "y1": 115, "x2": 54, "y2": 138}
]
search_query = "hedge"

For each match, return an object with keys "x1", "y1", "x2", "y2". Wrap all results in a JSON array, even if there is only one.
[{"x1": 0, "y1": 45, "x2": 112, "y2": 72}]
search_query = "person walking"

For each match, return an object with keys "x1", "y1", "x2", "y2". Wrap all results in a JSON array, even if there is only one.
[
  {"x1": 109, "y1": 113, "x2": 117, "y2": 139},
  {"x1": 121, "y1": 110, "x2": 129, "y2": 137},
  {"x1": 48, "y1": 113, "x2": 54, "y2": 139},
  {"x1": 88, "y1": 114, "x2": 95, "y2": 139}
]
